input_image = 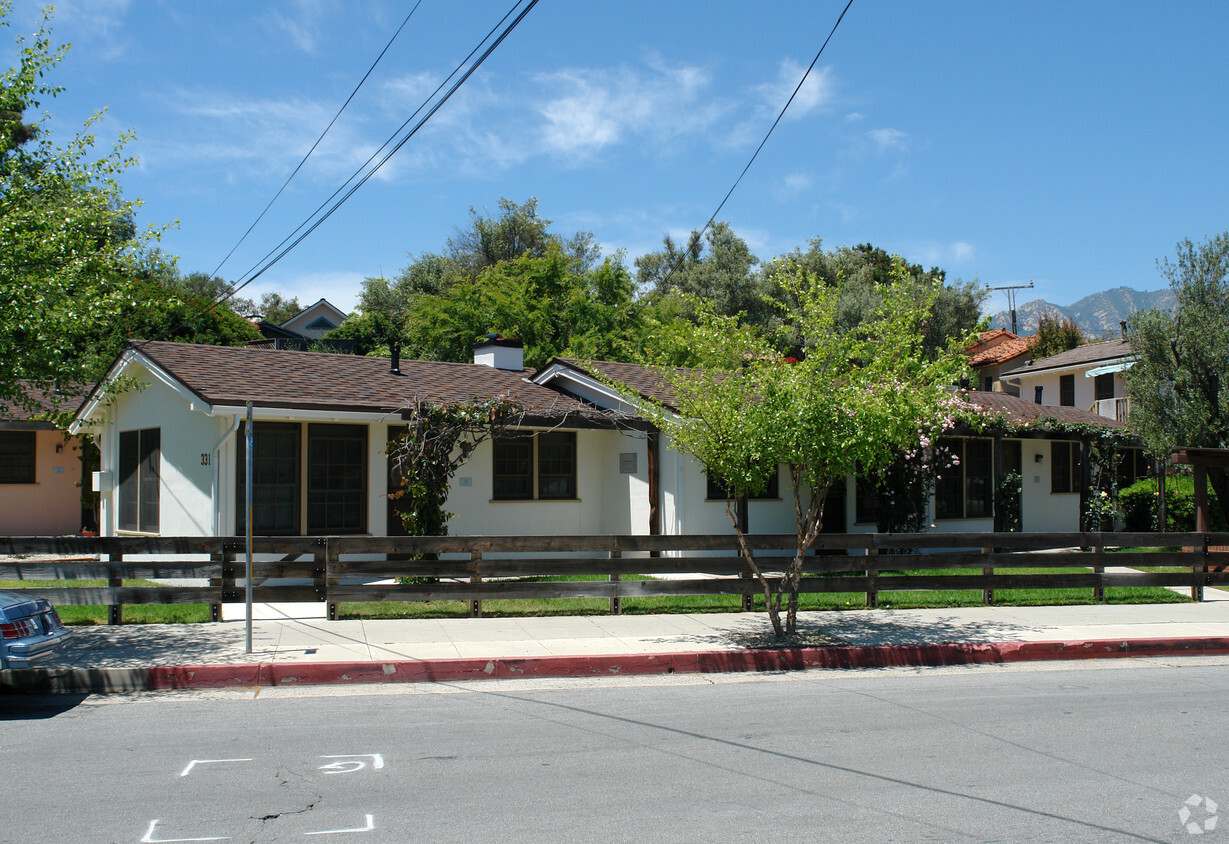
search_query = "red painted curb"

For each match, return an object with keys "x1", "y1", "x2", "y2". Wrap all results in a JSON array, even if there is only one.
[{"x1": 141, "y1": 636, "x2": 1229, "y2": 691}]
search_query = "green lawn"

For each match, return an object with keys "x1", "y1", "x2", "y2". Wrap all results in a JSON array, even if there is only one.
[{"x1": 0, "y1": 567, "x2": 1191, "y2": 624}]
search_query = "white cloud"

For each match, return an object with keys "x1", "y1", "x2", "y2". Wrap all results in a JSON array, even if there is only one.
[
  {"x1": 533, "y1": 62, "x2": 721, "y2": 158},
  {"x1": 868, "y1": 128, "x2": 907, "y2": 153},
  {"x1": 782, "y1": 172, "x2": 812, "y2": 193},
  {"x1": 248, "y1": 270, "x2": 366, "y2": 314},
  {"x1": 149, "y1": 88, "x2": 381, "y2": 186},
  {"x1": 262, "y1": 0, "x2": 330, "y2": 54},
  {"x1": 907, "y1": 240, "x2": 976, "y2": 268}
]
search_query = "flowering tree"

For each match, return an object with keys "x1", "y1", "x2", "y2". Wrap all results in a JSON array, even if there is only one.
[{"x1": 637, "y1": 261, "x2": 971, "y2": 637}]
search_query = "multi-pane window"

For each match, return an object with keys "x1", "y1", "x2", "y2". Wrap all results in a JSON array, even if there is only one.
[
  {"x1": 1059, "y1": 374, "x2": 1075, "y2": 407},
  {"x1": 492, "y1": 432, "x2": 576, "y2": 500},
  {"x1": 238, "y1": 422, "x2": 368, "y2": 535},
  {"x1": 537, "y1": 432, "x2": 576, "y2": 499},
  {"x1": 1095, "y1": 373, "x2": 1114, "y2": 402},
  {"x1": 307, "y1": 424, "x2": 367, "y2": 533},
  {"x1": 118, "y1": 428, "x2": 160, "y2": 533},
  {"x1": 0, "y1": 431, "x2": 35, "y2": 484},
  {"x1": 935, "y1": 438, "x2": 993, "y2": 519},
  {"x1": 238, "y1": 422, "x2": 300, "y2": 535},
  {"x1": 1051, "y1": 441, "x2": 1080, "y2": 494}
]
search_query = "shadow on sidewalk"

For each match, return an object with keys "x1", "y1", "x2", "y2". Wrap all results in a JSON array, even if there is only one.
[{"x1": 663, "y1": 611, "x2": 1036, "y2": 651}]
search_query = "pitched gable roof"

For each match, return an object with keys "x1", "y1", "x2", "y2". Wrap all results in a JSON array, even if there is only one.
[
  {"x1": 545, "y1": 358, "x2": 685, "y2": 411},
  {"x1": 966, "y1": 330, "x2": 1034, "y2": 368},
  {"x1": 1000, "y1": 338, "x2": 1133, "y2": 378},
  {"x1": 82, "y1": 340, "x2": 590, "y2": 417}
]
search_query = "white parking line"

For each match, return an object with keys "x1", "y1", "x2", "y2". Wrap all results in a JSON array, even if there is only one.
[
  {"x1": 141, "y1": 819, "x2": 229, "y2": 842},
  {"x1": 304, "y1": 814, "x2": 375, "y2": 836},
  {"x1": 179, "y1": 758, "x2": 254, "y2": 777}
]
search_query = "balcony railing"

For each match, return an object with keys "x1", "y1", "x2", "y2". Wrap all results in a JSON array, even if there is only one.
[{"x1": 1090, "y1": 397, "x2": 1130, "y2": 421}]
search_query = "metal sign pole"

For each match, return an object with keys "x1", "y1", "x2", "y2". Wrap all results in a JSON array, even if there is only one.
[{"x1": 245, "y1": 400, "x2": 254, "y2": 654}]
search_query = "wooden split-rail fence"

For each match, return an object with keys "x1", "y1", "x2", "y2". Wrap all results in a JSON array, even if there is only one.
[{"x1": 2, "y1": 532, "x2": 1227, "y2": 623}]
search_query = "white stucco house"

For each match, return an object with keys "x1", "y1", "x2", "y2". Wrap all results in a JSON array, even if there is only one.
[
  {"x1": 999, "y1": 337, "x2": 1134, "y2": 423},
  {"x1": 68, "y1": 338, "x2": 1131, "y2": 541}
]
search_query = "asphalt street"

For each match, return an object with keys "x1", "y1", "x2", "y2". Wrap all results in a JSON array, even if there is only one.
[{"x1": 4, "y1": 656, "x2": 1227, "y2": 842}]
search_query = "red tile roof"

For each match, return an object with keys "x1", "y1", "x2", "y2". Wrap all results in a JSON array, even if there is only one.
[{"x1": 966, "y1": 330, "x2": 1035, "y2": 368}]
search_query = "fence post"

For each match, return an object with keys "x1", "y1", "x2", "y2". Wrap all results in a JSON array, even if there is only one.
[
  {"x1": 325, "y1": 538, "x2": 339, "y2": 621},
  {"x1": 982, "y1": 545, "x2": 994, "y2": 606},
  {"x1": 608, "y1": 549, "x2": 621, "y2": 615},
  {"x1": 107, "y1": 550, "x2": 123, "y2": 625},
  {"x1": 1194, "y1": 535, "x2": 1208, "y2": 602},
  {"x1": 1092, "y1": 540, "x2": 1105, "y2": 603},
  {"x1": 866, "y1": 547, "x2": 878, "y2": 609},
  {"x1": 216, "y1": 543, "x2": 237, "y2": 622},
  {"x1": 470, "y1": 549, "x2": 482, "y2": 618}
]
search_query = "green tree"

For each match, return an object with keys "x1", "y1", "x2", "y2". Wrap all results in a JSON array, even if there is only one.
[
  {"x1": 764, "y1": 240, "x2": 984, "y2": 359},
  {"x1": 1031, "y1": 314, "x2": 1083, "y2": 359},
  {"x1": 635, "y1": 221, "x2": 772, "y2": 328},
  {"x1": 1125, "y1": 231, "x2": 1229, "y2": 523},
  {"x1": 399, "y1": 243, "x2": 640, "y2": 369},
  {"x1": 631, "y1": 259, "x2": 969, "y2": 636},
  {"x1": 0, "y1": 4, "x2": 161, "y2": 413}
]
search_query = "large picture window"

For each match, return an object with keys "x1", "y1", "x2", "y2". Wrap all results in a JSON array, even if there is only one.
[
  {"x1": 118, "y1": 428, "x2": 160, "y2": 533},
  {"x1": 493, "y1": 432, "x2": 576, "y2": 500},
  {"x1": 935, "y1": 438, "x2": 993, "y2": 520},
  {"x1": 0, "y1": 431, "x2": 35, "y2": 484},
  {"x1": 238, "y1": 422, "x2": 368, "y2": 535},
  {"x1": 307, "y1": 424, "x2": 367, "y2": 533}
]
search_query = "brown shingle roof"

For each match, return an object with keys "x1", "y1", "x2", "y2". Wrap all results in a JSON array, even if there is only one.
[
  {"x1": 965, "y1": 390, "x2": 1126, "y2": 431},
  {"x1": 548, "y1": 358, "x2": 685, "y2": 411},
  {"x1": 1000, "y1": 338, "x2": 1133, "y2": 377},
  {"x1": 0, "y1": 381, "x2": 89, "y2": 425},
  {"x1": 95, "y1": 340, "x2": 590, "y2": 416}
]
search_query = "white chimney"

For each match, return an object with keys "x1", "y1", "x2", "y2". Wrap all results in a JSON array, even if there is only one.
[{"x1": 472, "y1": 334, "x2": 524, "y2": 371}]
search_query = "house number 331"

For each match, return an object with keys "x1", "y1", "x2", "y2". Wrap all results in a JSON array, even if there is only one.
[{"x1": 201, "y1": 453, "x2": 211, "y2": 466}]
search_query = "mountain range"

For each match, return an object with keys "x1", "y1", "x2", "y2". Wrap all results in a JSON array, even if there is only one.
[{"x1": 986, "y1": 286, "x2": 1176, "y2": 337}]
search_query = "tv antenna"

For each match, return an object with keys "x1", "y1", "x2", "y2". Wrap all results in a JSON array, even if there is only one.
[{"x1": 986, "y1": 281, "x2": 1034, "y2": 335}]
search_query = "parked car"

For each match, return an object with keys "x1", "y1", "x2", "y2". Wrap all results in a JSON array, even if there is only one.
[{"x1": 0, "y1": 591, "x2": 72, "y2": 669}]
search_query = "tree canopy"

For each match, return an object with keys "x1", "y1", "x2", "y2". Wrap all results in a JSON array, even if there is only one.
[
  {"x1": 0, "y1": 3, "x2": 163, "y2": 413},
  {"x1": 1031, "y1": 314, "x2": 1083, "y2": 360},
  {"x1": 632, "y1": 258, "x2": 973, "y2": 636},
  {"x1": 1126, "y1": 231, "x2": 1229, "y2": 522}
]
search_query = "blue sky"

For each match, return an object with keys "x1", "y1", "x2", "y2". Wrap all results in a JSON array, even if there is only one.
[{"x1": 10, "y1": 1, "x2": 1228, "y2": 318}]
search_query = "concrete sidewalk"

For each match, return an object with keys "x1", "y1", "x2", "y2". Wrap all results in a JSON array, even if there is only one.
[{"x1": 7, "y1": 599, "x2": 1229, "y2": 694}]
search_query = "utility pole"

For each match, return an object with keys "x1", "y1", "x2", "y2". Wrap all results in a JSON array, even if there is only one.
[{"x1": 986, "y1": 281, "x2": 1034, "y2": 335}]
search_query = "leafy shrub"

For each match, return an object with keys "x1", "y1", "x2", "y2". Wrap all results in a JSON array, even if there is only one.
[{"x1": 1119, "y1": 476, "x2": 1227, "y2": 531}]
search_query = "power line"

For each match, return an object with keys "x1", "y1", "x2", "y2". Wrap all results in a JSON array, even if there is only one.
[
  {"x1": 695, "y1": 0, "x2": 854, "y2": 246},
  {"x1": 220, "y1": 0, "x2": 539, "y2": 305},
  {"x1": 209, "y1": 2, "x2": 424, "y2": 287}
]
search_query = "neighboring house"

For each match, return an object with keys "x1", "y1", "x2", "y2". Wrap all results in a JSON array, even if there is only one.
[
  {"x1": 249, "y1": 298, "x2": 353, "y2": 351},
  {"x1": 277, "y1": 298, "x2": 349, "y2": 340},
  {"x1": 966, "y1": 329, "x2": 1034, "y2": 394},
  {"x1": 999, "y1": 337, "x2": 1134, "y2": 422},
  {"x1": 70, "y1": 340, "x2": 1130, "y2": 540},
  {"x1": 1, "y1": 383, "x2": 93, "y2": 536}
]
